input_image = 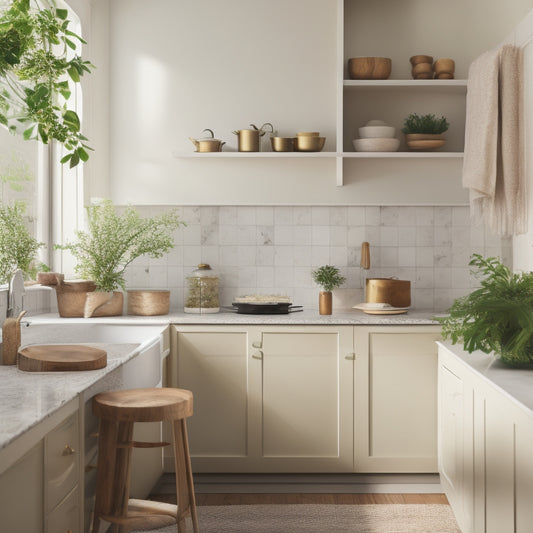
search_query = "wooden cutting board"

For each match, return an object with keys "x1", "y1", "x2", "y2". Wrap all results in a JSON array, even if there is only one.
[{"x1": 18, "y1": 345, "x2": 107, "y2": 372}]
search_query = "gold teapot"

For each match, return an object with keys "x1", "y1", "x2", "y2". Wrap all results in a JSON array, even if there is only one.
[
  {"x1": 189, "y1": 129, "x2": 225, "y2": 152},
  {"x1": 232, "y1": 123, "x2": 274, "y2": 152}
]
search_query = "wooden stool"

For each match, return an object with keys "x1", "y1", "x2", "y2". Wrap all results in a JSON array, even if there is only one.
[{"x1": 91, "y1": 388, "x2": 199, "y2": 533}]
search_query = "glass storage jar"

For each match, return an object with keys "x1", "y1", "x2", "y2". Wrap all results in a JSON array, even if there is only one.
[{"x1": 184, "y1": 264, "x2": 220, "y2": 313}]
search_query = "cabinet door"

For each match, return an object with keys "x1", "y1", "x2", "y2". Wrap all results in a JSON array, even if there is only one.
[
  {"x1": 355, "y1": 327, "x2": 441, "y2": 472},
  {"x1": 438, "y1": 356, "x2": 472, "y2": 533},
  {"x1": 0, "y1": 442, "x2": 44, "y2": 533},
  {"x1": 515, "y1": 409, "x2": 533, "y2": 533},
  {"x1": 255, "y1": 326, "x2": 354, "y2": 472},
  {"x1": 45, "y1": 412, "x2": 79, "y2": 513},
  {"x1": 175, "y1": 328, "x2": 249, "y2": 472},
  {"x1": 47, "y1": 485, "x2": 80, "y2": 533}
]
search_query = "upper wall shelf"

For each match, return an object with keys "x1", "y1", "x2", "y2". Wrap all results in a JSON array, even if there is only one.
[
  {"x1": 172, "y1": 151, "x2": 337, "y2": 158},
  {"x1": 343, "y1": 79, "x2": 468, "y2": 92}
]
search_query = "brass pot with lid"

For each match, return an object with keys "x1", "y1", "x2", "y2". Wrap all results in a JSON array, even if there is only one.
[
  {"x1": 189, "y1": 129, "x2": 225, "y2": 152},
  {"x1": 232, "y1": 123, "x2": 274, "y2": 152},
  {"x1": 365, "y1": 277, "x2": 411, "y2": 308}
]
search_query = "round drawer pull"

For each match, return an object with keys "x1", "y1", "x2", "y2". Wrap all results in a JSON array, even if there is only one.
[{"x1": 62, "y1": 444, "x2": 76, "y2": 456}]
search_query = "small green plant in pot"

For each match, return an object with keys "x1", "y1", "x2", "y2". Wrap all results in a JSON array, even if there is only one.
[
  {"x1": 437, "y1": 254, "x2": 533, "y2": 368},
  {"x1": 311, "y1": 265, "x2": 346, "y2": 315},
  {"x1": 58, "y1": 199, "x2": 184, "y2": 317},
  {"x1": 402, "y1": 113, "x2": 449, "y2": 150}
]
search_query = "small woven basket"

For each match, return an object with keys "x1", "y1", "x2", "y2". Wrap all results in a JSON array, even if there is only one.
[{"x1": 127, "y1": 290, "x2": 170, "y2": 316}]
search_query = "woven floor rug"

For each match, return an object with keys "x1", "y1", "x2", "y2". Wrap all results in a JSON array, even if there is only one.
[{"x1": 133, "y1": 503, "x2": 461, "y2": 533}]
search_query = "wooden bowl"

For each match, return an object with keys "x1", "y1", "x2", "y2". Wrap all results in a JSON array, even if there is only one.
[
  {"x1": 348, "y1": 57, "x2": 391, "y2": 80},
  {"x1": 409, "y1": 55, "x2": 433, "y2": 66}
]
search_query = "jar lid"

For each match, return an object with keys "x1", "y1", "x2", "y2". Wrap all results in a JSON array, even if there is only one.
[{"x1": 198, "y1": 264, "x2": 211, "y2": 269}]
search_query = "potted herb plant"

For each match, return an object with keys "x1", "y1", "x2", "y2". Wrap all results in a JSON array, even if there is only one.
[
  {"x1": 437, "y1": 254, "x2": 533, "y2": 368},
  {"x1": 401, "y1": 113, "x2": 449, "y2": 150},
  {"x1": 58, "y1": 199, "x2": 184, "y2": 317},
  {"x1": 0, "y1": 0, "x2": 94, "y2": 167},
  {"x1": 311, "y1": 265, "x2": 346, "y2": 315}
]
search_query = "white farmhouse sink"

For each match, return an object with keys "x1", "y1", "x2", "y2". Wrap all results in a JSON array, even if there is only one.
[{"x1": 20, "y1": 322, "x2": 167, "y2": 348}]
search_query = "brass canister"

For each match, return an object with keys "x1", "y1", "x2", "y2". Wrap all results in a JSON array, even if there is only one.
[
  {"x1": 365, "y1": 278, "x2": 411, "y2": 308},
  {"x1": 233, "y1": 129, "x2": 260, "y2": 152}
]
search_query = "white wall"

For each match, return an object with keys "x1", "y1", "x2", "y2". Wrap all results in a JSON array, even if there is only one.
[{"x1": 81, "y1": 0, "x2": 533, "y2": 206}]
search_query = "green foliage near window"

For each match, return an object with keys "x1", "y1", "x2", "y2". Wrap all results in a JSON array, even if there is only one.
[
  {"x1": 0, "y1": 0, "x2": 94, "y2": 167},
  {"x1": 0, "y1": 201, "x2": 43, "y2": 283},
  {"x1": 437, "y1": 254, "x2": 533, "y2": 368},
  {"x1": 58, "y1": 199, "x2": 185, "y2": 293},
  {"x1": 401, "y1": 113, "x2": 449, "y2": 134},
  {"x1": 311, "y1": 265, "x2": 346, "y2": 292}
]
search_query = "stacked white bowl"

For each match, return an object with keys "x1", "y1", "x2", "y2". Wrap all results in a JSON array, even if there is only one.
[{"x1": 353, "y1": 119, "x2": 400, "y2": 152}]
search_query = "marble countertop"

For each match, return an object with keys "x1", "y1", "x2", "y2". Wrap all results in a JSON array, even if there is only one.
[
  {"x1": 0, "y1": 343, "x2": 140, "y2": 452},
  {"x1": 0, "y1": 322, "x2": 169, "y2": 455},
  {"x1": 28, "y1": 308, "x2": 442, "y2": 326},
  {"x1": 438, "y1": 341, "x2": 533, "y2": 417}
]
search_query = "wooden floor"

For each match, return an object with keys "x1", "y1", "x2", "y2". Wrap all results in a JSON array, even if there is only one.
[{"x1": 152, "y1": 493, "x2": 449, "y2": 506}]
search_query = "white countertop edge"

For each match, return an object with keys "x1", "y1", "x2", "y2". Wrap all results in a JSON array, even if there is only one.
[
  {"x1": 28, "y1": 309, "x2": 441, "y2": 326},
  {"x1": 437, "y1": 340, "x2": 533, "y2": 419}
]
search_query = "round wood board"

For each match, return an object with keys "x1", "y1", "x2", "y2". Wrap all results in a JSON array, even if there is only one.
[{"x1": 18, "y1": 344, "x2": 107, "y2": 372}]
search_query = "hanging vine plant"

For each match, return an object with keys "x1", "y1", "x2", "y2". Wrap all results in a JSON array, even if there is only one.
[{"x1": 0, "y1": 0, "x2": 94, "y2": 167}]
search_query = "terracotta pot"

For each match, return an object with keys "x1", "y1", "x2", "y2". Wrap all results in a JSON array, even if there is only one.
[
  {"x1": 319, "y1": 291, "x2": 332, "y2": 315},
  {"x1": 84, "y1": 291, "x2": 124, "y2": 318}
]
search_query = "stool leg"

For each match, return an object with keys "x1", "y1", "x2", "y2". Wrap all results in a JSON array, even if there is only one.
[
  {"x1": 92, "y1": 419, "x2": 118, "y2": 533},
  {"x1": 172, "y1": 418, "x2": 199, "y2": 533},
  {"x1": 115, "y1": 421, "x2": 135, "y2": 533}
]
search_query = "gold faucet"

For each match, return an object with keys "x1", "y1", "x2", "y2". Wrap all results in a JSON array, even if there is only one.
[{"x1": 1, "y1": 310, "x2": 27, "y2": 365}]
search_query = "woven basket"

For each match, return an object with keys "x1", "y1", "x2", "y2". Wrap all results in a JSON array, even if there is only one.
[
  {"x1": 127, "y1": 290, "x2": 170, "y2": 316},
  {"x1": 55, "y1": 280, "x2": 97, "y2": 318}
]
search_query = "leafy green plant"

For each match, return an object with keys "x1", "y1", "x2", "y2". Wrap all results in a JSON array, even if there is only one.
[
  {"x1": 0, "y1": 201, "x2": 43, "y2": 283},
  {"x1": 58, "y1": 199, "x2": 185, "y2": 292},
  {"x1": 401, "y1": 113, "x2": 449, "y2": 134},
  {"x1": 311, "y1": 265, "x2": 346, "y2": 292},
  {"x1": 437, "y1": 254, "x2": 533, "y2": 368},
  {"x1": 0, "y1": 0, "x2": 94, "y2": 167}
]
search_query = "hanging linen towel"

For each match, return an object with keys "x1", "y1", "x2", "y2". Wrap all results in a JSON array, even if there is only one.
[{"x1": 462, "y1": 44, "x2": 526, "y2": 236}]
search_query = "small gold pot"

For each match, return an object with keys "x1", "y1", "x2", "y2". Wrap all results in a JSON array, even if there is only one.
[
  {"x1": 271, "y1": 137, "x2": 295, "y2": 152},
  {"x1": 365, "y1": 278, "x2": 411, "y2": 308},
  {"x1": 319, "y1": 291, "x2": 332, "y2": 315}
]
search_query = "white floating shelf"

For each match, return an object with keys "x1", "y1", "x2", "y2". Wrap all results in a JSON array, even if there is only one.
[
  {"x1": 343, "y1": 79, "x2": 467, "y2": 93},
  {"x1": 173, "y1": 151, "x2": 338, "y2": 158},
  {"x1": 343, "y1": 152, "x2": 464, "y2": 158}
]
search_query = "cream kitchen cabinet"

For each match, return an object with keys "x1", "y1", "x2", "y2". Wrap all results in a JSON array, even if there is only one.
[
  {"x1": 438, "y1": 342, "x2": 533, "y2": 533},
  {"x1": 171, "y1": 324, "x2": 440, "y2": 474},
  {"x1": 0, "y1": 402, "x2": 81, "y2": 533},
  {"x1": 171, "y1": 325, "x2": 354, "y2": 473},
  {"x1": 354, "y1": 326, "x2": 441, "y2": 473}
]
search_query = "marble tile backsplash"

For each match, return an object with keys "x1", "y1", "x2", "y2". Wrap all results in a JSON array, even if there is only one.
[{"x1": 123, "y1": 205, "x2": 512, "y2": 312}]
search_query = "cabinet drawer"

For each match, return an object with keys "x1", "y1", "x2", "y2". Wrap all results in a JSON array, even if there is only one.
[
  {"x1": 45, "y1": 413, "x2": 80, "y2": 511},
  {"x1": 47, "y1": 485, "x2": 80, "y2": 533}
]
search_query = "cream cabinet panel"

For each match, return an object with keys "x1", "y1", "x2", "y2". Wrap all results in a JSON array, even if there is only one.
[
  {"x1": 438, "y1": 363, "x2": 472, "y2": 533},
  {"x1": 438, "y1": 342, "x2": 533, "y2": 533},
  {"x1": 45, "y1": 412, "x2": 79, "y2": 513},
  {"x1": 515, "y1": 409, "x2": 533, "y2": 532},
  {"x1": 258, "y1": 327, "x2": 354, "y2": 471},
  {"x1": 482, "y1": 390, "x2": 516, "y2": 533},
  {"x1": 354, "y1": 326, "x2": 441, "y2": 472},
  {"x1": 0, "y1": 442, "x2": 43, "y2": 533},
  {"x1": 174, "y1": 328, "x2": 249, "y2": 471},
  {"x1": 47, "y1": 485, "x2": 80, "y2": 533}
]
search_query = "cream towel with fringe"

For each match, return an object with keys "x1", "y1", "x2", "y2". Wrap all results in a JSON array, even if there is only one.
[{"x1": 463, "y1": 44, "x2": 526, "y2": 236}]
